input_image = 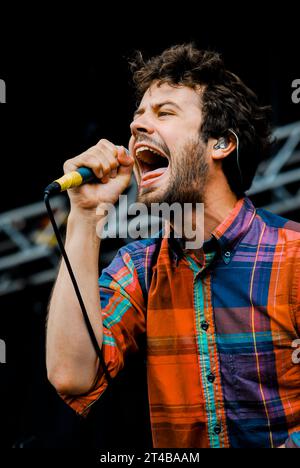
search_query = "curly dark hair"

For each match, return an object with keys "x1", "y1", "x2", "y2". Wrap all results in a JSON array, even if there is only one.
[{"x1": 130, "y1": 43, "x2": 273, "y2": 197}]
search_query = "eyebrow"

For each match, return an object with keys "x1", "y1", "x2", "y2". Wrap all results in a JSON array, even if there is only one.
[{"x1": 133, "y1": 101, "x2": 182, "y2": 118}]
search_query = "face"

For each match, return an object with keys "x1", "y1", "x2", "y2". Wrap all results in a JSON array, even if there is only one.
[{"x1": 129, "y1": 82, "x2": 209, "y2": 206}]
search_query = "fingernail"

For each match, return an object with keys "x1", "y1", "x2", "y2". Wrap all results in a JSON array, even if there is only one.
[{"x1": 116, "y1": 145, "x2": 129, "y2": 156}]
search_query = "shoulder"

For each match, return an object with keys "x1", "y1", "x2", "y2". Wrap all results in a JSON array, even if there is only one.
[
  {"x1": 256, "y1": 208, "x2": 300, "y2": 243},
  {"x1": 101, "y1": 235, "x2": 163, "y2": 298},
  {"x1": 113, "y1": 235, "x2": 163, "y2": 270}
]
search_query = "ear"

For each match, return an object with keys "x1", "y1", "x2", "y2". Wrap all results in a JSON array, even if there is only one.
[{"x1": 211, "y1": 136, "x2": 237, "y2": 161}]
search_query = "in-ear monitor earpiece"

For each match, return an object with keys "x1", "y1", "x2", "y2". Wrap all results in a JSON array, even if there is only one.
[{"x1": 214, "y1": 137, "x2": 229, "y2": 150}]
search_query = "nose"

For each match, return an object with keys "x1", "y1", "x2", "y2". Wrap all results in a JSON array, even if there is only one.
[{"x1": 130, "y1": 114, "x2": 155, "y2": 137}]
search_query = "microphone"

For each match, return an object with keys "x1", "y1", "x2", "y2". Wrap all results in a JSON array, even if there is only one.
[{"x1": 44, "y1": 146, "x2": 129, "y2": 195}]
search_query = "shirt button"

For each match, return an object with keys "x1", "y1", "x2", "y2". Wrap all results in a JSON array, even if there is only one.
[
  {"x1": 223, "y1": 250, "x2": 231, "y2": 264},
  {"x1": 214, "y1": 424, "x2": 222, "y2": 435},
  {"x1": 201, "y1": 321, "x2": 209, "y2": 331},
  {"x1": 207, "y1": 373, "x2": 215, "y2": 383}
]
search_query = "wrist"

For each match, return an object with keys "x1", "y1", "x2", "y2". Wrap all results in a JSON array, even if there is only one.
[
  {"x1": 66, "y1": 210, "x2": 103, "y2": 246},
  {"x1": 68, "y1": 204, "x2": 107, "y2": 226},
  {"x1": 68, "y1": 203, "x2": 112, "y2": 239}
]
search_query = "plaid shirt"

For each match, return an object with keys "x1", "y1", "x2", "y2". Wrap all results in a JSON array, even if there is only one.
[{"x1": 61, "y1": 197, "x2": 300, "y2": 448}]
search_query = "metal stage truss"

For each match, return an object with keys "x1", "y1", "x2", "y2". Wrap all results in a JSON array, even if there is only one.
[{"x1": 1, "y1": 121, "x2": 300, "y2": 297}]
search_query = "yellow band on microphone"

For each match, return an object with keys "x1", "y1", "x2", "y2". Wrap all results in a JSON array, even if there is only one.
[{"x1": 55, "y1": 171, "x2": 83, "y2": 191}]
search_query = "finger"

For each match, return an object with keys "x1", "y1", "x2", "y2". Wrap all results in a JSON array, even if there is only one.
[
  {"x1": 64, "y1": 152, "x2": 115, "y2": 180},
  {"x1": 63, "y1": 151, "x2": 100, "y2": 174},
  {"x1": 95, "y1": 139, "x2": 118, "y2": 157},
  {"x1": 117, "y1": 146, "x2": 135, "y2": 176},
  {"x1": 100, "y1": 175, "x2": 110, "y2": 184},
  {"x1": 110, "y1": 168, "x2": 118, "y2": 178},
  {"x1": 117, "y1": 146, "x2": 133, "y2": 166},
  {"x1": 90, "y1": 141, "x2": 120, "y2": 174},
  {"x1": 63, "y1": 158, "x2": 82, "y2": 174},
  {"x1": 100, "y1": 149, "x2": 120, "y2": 171}
]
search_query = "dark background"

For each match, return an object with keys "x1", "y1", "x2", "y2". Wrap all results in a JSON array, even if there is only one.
[{"x1": 0, "y1": 9, "x2": 299, "y2": 447}]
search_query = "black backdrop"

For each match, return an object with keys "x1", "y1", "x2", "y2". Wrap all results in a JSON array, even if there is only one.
[{"x1": 0, "y1": 8, "x2": 299, "y2": 448}]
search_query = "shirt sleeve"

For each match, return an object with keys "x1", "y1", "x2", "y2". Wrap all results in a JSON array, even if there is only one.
[
  {"x1": 294, "y1": 251, "x2": 300, "y2": 335},
  {"x1": 59, "y1": 246, "x2": 146, "y2": 416},
  {"x1": 285, "y1": 241, "x2": 300, "y2": 447}
]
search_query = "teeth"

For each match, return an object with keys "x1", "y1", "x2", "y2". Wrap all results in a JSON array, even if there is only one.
[{"x1": 136, "y1": 146, "x2": 163, "y2": 157}]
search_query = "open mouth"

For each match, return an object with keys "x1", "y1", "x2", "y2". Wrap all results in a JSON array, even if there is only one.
[{"x1": 135, "y1": 145, "x2": 169, "y2": 186}]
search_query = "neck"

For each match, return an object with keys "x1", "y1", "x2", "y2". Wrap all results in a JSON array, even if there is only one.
[
  {"x1": 203, "y1": 188, "x2": 238, "y2": 241},
  {"x1": 170, "y1": 178, "x2": 239, "y2": 251}
]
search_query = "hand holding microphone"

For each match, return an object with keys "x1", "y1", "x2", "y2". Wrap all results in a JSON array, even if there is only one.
[
  {"x1": 45, "y1": 139, "x2": 134, "y2": 217},
  {"x1": 44, "y1": 139, "x2": 135, "y2": 379}
]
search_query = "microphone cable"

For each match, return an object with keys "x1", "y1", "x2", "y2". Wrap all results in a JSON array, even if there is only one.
[{"x1": 44, "y1": 191, "x2": 112, "y2": 384}]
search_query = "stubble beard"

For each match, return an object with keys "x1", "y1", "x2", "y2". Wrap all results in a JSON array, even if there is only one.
[{"x1": 137, "y1": 138, "x2": 209, "y2": 207}]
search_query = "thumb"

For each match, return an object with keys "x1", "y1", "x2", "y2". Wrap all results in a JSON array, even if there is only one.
[{"x1": 117, "y1": 146, "x2": 135, "y2": 175}]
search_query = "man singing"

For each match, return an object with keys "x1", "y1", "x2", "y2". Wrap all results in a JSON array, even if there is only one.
[{"x1": 46, "y1": 44, "x2": 300, "y2": 448}]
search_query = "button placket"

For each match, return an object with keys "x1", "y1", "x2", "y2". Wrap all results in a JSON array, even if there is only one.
[
  {"x1": 192, "y1": 264, "x2": 221, "y2": 447},
  {"x1": 214, "y1": 424, "x2": 222, "y2": 435},
  {"x1": 207, "y1": 373, "x2": 216, "y2": 383}
]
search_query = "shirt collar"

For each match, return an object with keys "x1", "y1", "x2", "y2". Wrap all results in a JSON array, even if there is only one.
[{"x1": 168, "y1": 197, "x2": 256, "y2": 265}]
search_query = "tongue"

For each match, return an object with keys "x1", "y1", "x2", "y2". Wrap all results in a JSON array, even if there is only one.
[{"x1": 142, "y1": 167, "x2": 168, "y2": 181}]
